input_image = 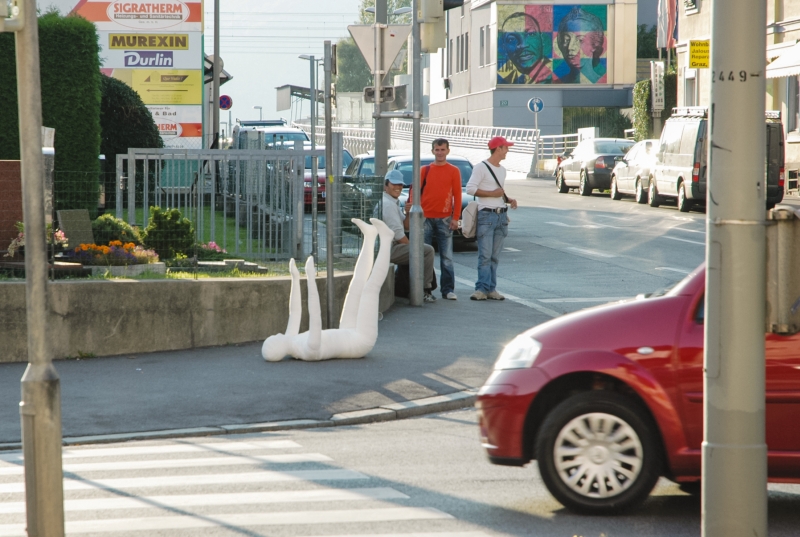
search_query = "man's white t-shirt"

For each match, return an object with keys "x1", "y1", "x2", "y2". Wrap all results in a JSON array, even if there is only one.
[
  {"x1": 381, "y1": 192, "x2": 406, "y2": 242},
  {"x1": 466, "y1": 161, "x2": 507, "y2": 210}
]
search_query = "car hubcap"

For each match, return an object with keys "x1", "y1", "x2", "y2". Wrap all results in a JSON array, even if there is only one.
[{"x1": 553, "y1": 412, "x2": 643, "y2": 499}]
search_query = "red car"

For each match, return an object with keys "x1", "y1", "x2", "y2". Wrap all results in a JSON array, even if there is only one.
[
  {"x1": 304, "y1": 148, "x2": 353, "y2": 208},
  {"x1": 477, "y1": 265, "x2": 800, "y2": 514}
]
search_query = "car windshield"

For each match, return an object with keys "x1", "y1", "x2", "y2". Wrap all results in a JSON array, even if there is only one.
[
  {"x1": 593, "y1": 140, "x2": 634, "y2": 155},
  {"x1": 394, "y1": 160, "x2": 474, "y2": 187},
  {"x1": 304, "y1": 151, "x2": 353, "y2": 170}
]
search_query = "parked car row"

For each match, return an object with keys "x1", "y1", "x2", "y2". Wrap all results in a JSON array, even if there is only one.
[{"x1": 555, "y1": 107, "x2": 786, "y2": 212}]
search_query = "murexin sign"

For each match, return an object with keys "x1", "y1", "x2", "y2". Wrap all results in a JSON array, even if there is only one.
[{"x1": 71, "y1": 0, "x2": 204, "y2": 148}]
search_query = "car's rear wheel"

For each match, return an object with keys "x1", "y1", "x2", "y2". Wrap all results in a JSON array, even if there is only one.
[
  {"x1": 536, "y1": 391, "x2": 662, "y2": 515},
  {"x1": 556, "y1": 169, "x2": 569, "y2": 193},
  {"x1": 610, "y1": 176, "x2": 622, "y2": 200},
  {"x1": 579, "y1": 171, "x2": 593, "y2": 196},
  {"x1": 677, "y1": 183, "x2": 693, "y2": 212},
  {"x1": 635, "y1": 178, "x2": 647, "y2": 204},
  {"x1": 648, "y1": 179, "x2": 662, "y2": 208}
]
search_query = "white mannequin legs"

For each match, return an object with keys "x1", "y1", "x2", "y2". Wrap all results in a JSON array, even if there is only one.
[{"x1": 262, "y1": 218, "x2": 394, "y2": 362}]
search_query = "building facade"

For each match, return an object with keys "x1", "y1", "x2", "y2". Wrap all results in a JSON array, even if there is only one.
[
  {"x1": 676, "y1": 0, "x2": 800, "y2": 183},
  {"x1": 427, "y1": 0, "x2": 641, "y2": 135}
]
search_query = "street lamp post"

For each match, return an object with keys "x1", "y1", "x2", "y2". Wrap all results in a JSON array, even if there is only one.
[{"x1": 253, "y1": 105, "x2": 262, "y2": 120}]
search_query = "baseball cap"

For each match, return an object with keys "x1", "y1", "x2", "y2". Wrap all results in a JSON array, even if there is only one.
[
  {"x1": 488, "y1": 136, "x2": 514, "y2": 150},
  {"x1": 385, "y1": 170, "x2": 405, "y2": 185}
]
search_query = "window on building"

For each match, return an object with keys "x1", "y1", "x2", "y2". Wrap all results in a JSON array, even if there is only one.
[
  {"x1": 456, "y1": 35, "x2": 461, "y2": 73},
  {"x1": 464, "y1": 32, "x2": 469, "y2": 71},
  {"x1": 448, "y1": 39, "x2": 453, "y2": 76},
  {"x1": 789, "y1": 76, "x2": 800, "y2": 132},
  {"x1": 479, "y1": 27, "x2": 485, "y2": 68},
  {"x1": 485, "y1": 26, "x2": 492, "y2": 66},
  {"x1": 685, "y1": 68, "x2": 697, "y2": 107}
]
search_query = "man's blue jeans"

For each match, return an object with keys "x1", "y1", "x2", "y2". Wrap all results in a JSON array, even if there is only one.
[
  {"x1": 424, "y1": 217, "x2": 455, "y2": 297},
  {"x1": 475, "y1": 210, "x2": 508, "y2": 293}
]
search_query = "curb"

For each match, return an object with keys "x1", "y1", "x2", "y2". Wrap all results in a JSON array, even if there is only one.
[{"x1": 0, "y1": 389, "x2": 477, "y2": 452}]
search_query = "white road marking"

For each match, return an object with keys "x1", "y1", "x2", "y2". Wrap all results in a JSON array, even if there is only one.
[
  {"x1": 655, "y1": 267, "x2": 692, "y2": 274},
  {"x1": 595, "y1": 214, "x2": 634, "y2": 221},
  {"x1": 0, "y1": 440, "x2": 301, "y2": 463},
  {"x1": 545, "y1": 221, "x2": 610, "y2": 229},
  {"x1": 0, "y1": 469, "x2": 369, "y2": 494},
  {"x1": 0, "y1": 488, "x2": 408, "y2": 514},
  {"x1": 0, "y1": 453, "x2": 332, "y2": 476},
  {"x1": 297, "y1": 534, "x2": 492, "y2": 537},
  {"x1": 669, "y1": 226, "x2": 705, "y2": 234},
  {"x1": 0, "y1": 508, "x2": 453, "y2": 536},
  {"x1": 661, "y1": 236, "x2": 705, "y2": 246},
  {"x1": 538, "y1": 297, "x2": 626, "y2": 303},
  {"x1": 453, "y1": 275, "x2": 559, "y2": 317},
  {"x1": 504, "y1": 247, "x2": 521, "y2": 252},
  {"x1": 567, "y1": 247, "x2": 617, "y2": 258}
]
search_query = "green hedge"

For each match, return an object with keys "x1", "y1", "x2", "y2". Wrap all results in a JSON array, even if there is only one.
[
  {"x1": 0, "y1": 12, "x2": 102, "y2": 213},
  {"x1": 632, "y1": 72, "x2": 677, "y2": 141}
]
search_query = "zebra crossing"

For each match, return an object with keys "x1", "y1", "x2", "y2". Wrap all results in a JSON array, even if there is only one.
[{"x1": 0, "y1": 434, "x2": 492, "y2": 537}]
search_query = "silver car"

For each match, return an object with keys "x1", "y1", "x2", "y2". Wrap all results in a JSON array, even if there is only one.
[{"x1": 610, "y1": 139, "x2": 659, "y2": 204}]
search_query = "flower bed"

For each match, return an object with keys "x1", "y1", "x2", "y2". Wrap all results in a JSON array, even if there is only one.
[{"x1": 66, "y1": 241, "x2": 159, "y2": 266}]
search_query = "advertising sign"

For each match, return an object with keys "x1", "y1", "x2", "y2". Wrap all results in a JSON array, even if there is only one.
[
  {"x1": 71, "y1": 0, "x2": 203, "y2": 32},
  {"x1": 689, "y1": 40, "x2": 710, "y2": 69},
  {"x1": 131, "y1": 70, "x2": 202, "y2": 105},
  {"x1": 651, "y1": 60, "x2": 665, "y2": 111},
  {"x1": 100, "y1": 31, "x2": 201, "y2": 69},
  {"x1": 148, "y1": 105, "x2": 202, "y2": 147},
  {"x1": 497, "y1": 4, "x2": 608, "y2": 85}
]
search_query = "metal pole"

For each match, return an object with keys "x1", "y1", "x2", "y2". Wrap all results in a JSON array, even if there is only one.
[
  {"x1": 310, "y1": 56, "x2": 318, "y2": 262},
  {"x1": 374, "y1": 0, "x2": 390, "y2": 179},
  {"x1": 408, "y1": 0, "x2": 424, "y2": 306},
  {"x1": 15, "y1": 0, "x2": 66, "y2": 534},
  {"x1": 702, "y1": 0, "x2": 768, "y2": 536},
  {"x1": 212, "y1": 0, "x2": 220, "y2": 149},
  {"x1": 324, "y1": 41, "x2": 336, "y2": 328}
]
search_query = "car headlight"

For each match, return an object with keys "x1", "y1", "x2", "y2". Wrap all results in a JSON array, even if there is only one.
[{"x1": 494, "y1": 334, "x2": 542, "y2": 370}]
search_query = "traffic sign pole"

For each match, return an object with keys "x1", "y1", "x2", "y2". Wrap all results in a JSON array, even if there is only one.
[{"x1": 526, "y1": 98, "x2": 543, "y2": 178}]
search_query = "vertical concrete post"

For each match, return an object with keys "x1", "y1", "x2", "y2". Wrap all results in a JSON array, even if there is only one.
[
  {"x1": 324, "y1": 41, "x2": 336, "y2": 328},
  {"x1": 702, "y1": 1, "x2": 768, "y2": 536},
  {"x1": 374, "y1": 0, "x2": 390, "y2": 179},
  {"x1": 310, "y1": 56, "x2": 318, "y2": 262},
  {"x1": 14, "y1": 0, "x2": 66, "y2": 534},
  {"x1": 408, "y1": 0, "x2": 424, "y2": 306}
]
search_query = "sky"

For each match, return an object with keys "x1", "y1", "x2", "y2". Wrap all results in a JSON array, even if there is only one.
[{"x1": 44, "y1": 0, "x2": 363, "y2": 125}]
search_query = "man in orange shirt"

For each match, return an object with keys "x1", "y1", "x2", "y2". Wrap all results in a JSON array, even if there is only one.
[{"x1": 407, "y1": 138, "x2": 462, "y2": 300}]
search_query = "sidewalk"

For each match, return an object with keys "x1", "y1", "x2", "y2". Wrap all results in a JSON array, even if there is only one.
[{"x1": 0, "y1": 279, "x2": 548, "y2": 448}]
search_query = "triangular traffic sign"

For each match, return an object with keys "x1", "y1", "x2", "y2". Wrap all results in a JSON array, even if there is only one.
[{"x1": 348, "y1": 24, "x2": 412, "y2": 74}]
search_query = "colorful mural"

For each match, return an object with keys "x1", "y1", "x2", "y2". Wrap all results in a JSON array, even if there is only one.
[{"x1": 497, "y1": 4, "x2": 608, "y2": 85}]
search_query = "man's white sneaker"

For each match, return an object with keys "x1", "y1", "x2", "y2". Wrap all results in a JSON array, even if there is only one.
[
  {"x1": 470, "y1": 291, "x2": 487, "y2": 301},
  {"x1": 487, "y1": 290, "x2": 505, "y2": 301},
  {"x1": 444, "y1": 292, "x2": 457, "y2": 300}
]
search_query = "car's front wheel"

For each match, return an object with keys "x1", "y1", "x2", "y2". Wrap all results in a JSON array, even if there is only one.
[
  {"x1": 648, "y1": 179, "x2": 662, "y2": 208},
  {"x1": 556, "y1": 169, "x2": 569, "y2": 193},
  {"x1": 535, "y1": 391, "x2": 662, "y2": 515},
  {"x1": 610, "y1": 175, "x2": 622, "y2": 200},
  {"x1": 635, "y1": 178, "x2": 647, "y2": 204},
  {"x1": 677, "y1": 183, "x2": 693, "y2": 213}
]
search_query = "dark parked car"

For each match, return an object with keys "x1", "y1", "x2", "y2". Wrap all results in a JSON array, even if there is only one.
[
  {"x1": 556, "y1": 138, "x2": 635, "y2": 196},
  {"x1": 386, "y1": 154, "x2": 476, "y2": 243},
  {"x1": 343, "y1": 150, "x2": 409, "y2": 182},
  {"x1": 477, "y1": 265, "x2": 800, "y2": 514},
  {"x1": 609, "y1": 139, "x2": 659, "y2": 203}
]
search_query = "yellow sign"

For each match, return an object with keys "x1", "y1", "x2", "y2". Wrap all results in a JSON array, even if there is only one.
[
  {"x1": 109, "y1": 34, "x2": 189, "y2": 50},
  {"x1": 131, "y1": 70, "x2": 202, "y2": 105},
  {"x1": 689, "y1": 40, "x2": 710, "y2": 69}
]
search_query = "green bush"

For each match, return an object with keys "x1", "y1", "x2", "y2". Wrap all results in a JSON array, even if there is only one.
[
  {"x1": 92, "y1": 214, "x2": 142, "y2": 246},
  {"x1": 142, "y1": 207, "x2": 194, "y2": 259},
  {"x1": 632, "y1": 72, "x2": 677, "y2": 141},
  {"x1": 0, "y1": 12, "x2": 102, "y2": 214}
]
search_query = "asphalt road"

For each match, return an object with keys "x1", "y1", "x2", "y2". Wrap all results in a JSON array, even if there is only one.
[
  {"x1": 2, "y1": 409, "x2": 800, "y2": 536},
  {"x1": 0, "y1": 174, "x2": 775, "y2": 443}
]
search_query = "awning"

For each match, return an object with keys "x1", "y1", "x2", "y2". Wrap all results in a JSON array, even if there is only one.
[{"x1": 767, "y1": 42, "x2": 800, "y2": 78}]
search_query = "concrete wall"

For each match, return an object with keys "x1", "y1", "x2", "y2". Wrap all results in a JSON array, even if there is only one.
[{"x1": 1, "y1": 273, "x2": 395, "y2": 364}]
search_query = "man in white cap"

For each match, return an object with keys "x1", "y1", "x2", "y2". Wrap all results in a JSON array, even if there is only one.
[
  {"x1": 465, "y1": 136, "x2": 518, "y2": 301},
  {"x1": 381, "y1": 170, "x2": 436, "y2": 302}
]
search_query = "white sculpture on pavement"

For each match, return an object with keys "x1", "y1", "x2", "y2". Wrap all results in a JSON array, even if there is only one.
[{"x1": 262, "y1": 218, "x2": 393, "y2": 362}]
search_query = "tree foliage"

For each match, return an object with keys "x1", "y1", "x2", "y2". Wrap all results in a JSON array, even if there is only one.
[
  {"x1": 335, "y1": 0, "x2": 412, "y2": 92},
  {"x1": 0, "y1": 12, "x2": 102, "y2": 213},
  {"x1": 632, "y1": 73, "x2": 677, "y2": 141},
  {"x1": 637, "y1": 24, "x2": 659, "y2": 59}
]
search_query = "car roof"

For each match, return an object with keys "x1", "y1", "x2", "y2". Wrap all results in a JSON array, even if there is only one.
[{"x1": 388, "y1": 155, "x2": 471, "y2": 163}]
